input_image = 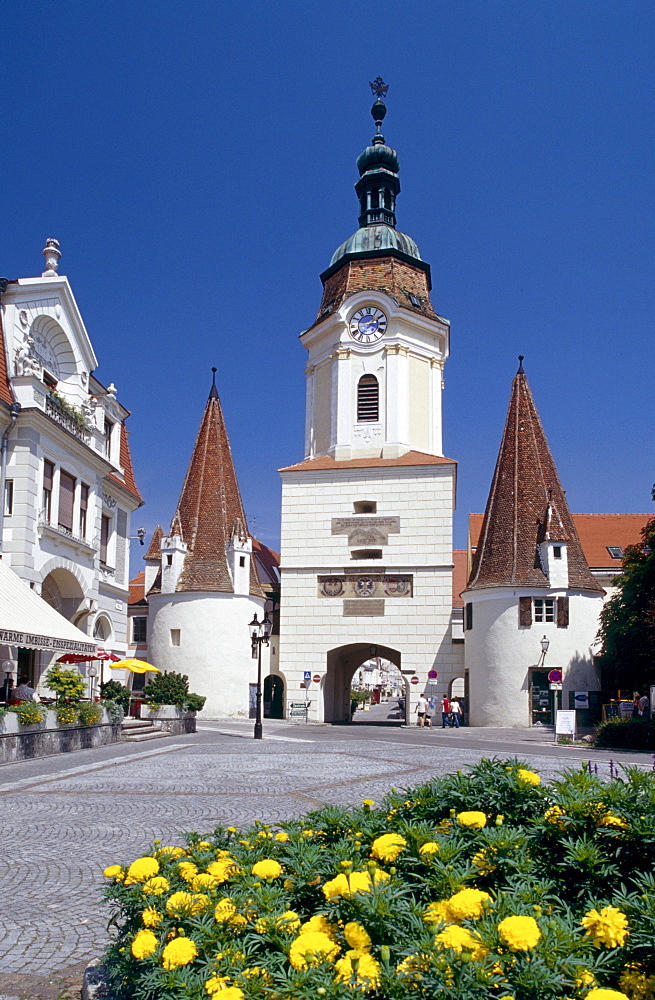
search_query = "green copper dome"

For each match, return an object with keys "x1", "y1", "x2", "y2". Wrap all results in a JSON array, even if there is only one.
[
  {"x1": 330, "y1": 224, "x2": 422, "y2": 267},
  {"x1": 356, "y1": 142, "x2": 399, "y2": 175}
]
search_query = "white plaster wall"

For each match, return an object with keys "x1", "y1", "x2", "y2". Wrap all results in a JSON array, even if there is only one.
[
  {"x1": 148, "y1": 590, "x2": 267, "y2": 718},
  {"x1": 464, "y1": 588, "x2": 603, "y2": 727},
  {"x1": 279, "y1": 464, "x2": 458, "y2": 721}
]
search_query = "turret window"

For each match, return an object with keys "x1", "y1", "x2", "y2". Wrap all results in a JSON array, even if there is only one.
[{"x1": 357, "y1": 375, "x2": 379, "y2": 422}]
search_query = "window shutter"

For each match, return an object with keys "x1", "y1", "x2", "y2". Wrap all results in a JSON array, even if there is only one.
[
  {"x1": 465, "y1": 602, "x2": 473, "y2": 630},
  {"x1": 58, "y1": 471, "x2": 75, "y2": 532},
  {"x1": 100, "y1": 515, "x2": 110, "y2": 564},
  {"x1": 43, "y1": 460, "x2": 54, "y2": 491},
  {"x1": 557, "y1": 596, "x2": 569, "y2": 628},
  {"x1": 519, "y1": 596, "x2": 532, "y2": 626},
  {"x1": 357, "y1": 375, "x2": 379, "y2": 421}
]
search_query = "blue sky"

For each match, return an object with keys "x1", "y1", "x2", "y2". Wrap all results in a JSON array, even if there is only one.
[{"x1": 2, "y1": 1, "x2": 653, "y2": 559}]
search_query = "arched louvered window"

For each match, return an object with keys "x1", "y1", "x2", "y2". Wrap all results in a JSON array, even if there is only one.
[{"x1": 357, "y1": 374, "x2": 379, "y2": 422}]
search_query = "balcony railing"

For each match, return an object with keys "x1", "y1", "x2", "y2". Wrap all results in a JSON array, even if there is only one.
[{"x1": 45, "y1": 394, "x2": 90, "y2": 443}]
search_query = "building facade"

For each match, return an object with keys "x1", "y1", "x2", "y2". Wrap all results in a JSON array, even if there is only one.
[
  {"x1": 278, "y1": 92, "x2": 461, "y2": 723},
  {"x1": 0, "y1": 240, "x2": 143, "y2": 693}
]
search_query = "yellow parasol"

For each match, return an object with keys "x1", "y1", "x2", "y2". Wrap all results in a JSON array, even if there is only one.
[{"x1": 110, "y1": 658, "x2": 160, "y2": 674}]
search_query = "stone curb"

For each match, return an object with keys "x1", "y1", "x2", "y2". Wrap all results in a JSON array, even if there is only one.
[{"x1": 82, "y1": 963, "x2": 112, "y2": 1000}]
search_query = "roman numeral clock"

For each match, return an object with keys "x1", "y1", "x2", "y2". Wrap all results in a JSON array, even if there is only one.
[{"x1": 349, "y1": 307, "x2": 387, "y2": 344}]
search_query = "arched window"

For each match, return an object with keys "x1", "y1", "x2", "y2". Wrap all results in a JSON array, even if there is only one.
[{"x1": 357, "y1": 375, "x2": 379, "y2": 422}]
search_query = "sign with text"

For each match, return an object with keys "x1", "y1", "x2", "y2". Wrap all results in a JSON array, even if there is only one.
[{"x1": 556, "y1": 710, "x2": 576, "y2": 736}]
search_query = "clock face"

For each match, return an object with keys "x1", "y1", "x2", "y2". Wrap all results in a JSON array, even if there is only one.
[{"x1": 349, "y1": 307, "x2": 387, "y2": 344}]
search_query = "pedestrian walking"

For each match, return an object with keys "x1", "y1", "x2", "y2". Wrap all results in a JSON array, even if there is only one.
[
  {"x1": 415, "y1": 693, "x2": 428, "y2": 727},
  {"x1": 449, "y1": 697, "x2": 462, "y2": 728},
  {"x1": 440, "y1": 694, "x2": 451, "y2": 728},
  {"x1": 638, "y1": 693, "x2": 650, "y2": 721}
]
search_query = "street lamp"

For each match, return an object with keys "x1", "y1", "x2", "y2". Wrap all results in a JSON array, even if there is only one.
[
  {"x1": 248, "y1": 612, "x2": 272, "y2": 740},
  {"x1": 540, "y1": 635, "x2": 550, "y2": 666}
]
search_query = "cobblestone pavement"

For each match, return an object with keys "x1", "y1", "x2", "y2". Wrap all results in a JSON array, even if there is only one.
[{"x1": 0, "y1": 719, "x2": 650, "y2": 997}]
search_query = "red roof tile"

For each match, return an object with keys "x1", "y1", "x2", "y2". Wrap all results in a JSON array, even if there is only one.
[
  {"x1": 170, "y1": 387, "x2": 263, "y2": 597},
  {"x1": 452, "y1": 549, "x2": 468, "y2": 607},
  {"x1": 313, "y1": 256, "x2": 437, "y2": 328},
  {"x1": 0, "y1": 311, "x2": 15, "y2": 406},
  {"x1": 280, "y1": 450, "x2": 456, "y2": 473},
  {"x1": 144, "y1": 525, "x2": 163, "y2": 561},
  {"x1": 128, "y1": 570, "x2": 146, "y2": 605},
  {"x1": 467, "y1": 366, "x2": 602, "y2": 593}
]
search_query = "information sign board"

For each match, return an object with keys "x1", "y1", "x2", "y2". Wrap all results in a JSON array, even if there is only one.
[
  {"x1": 574, "y1": 691, "x2": 589, "y2": 709},
  {"x1": 303, "y1": 671, "x2": 311, "y2": 683},
  {"x1": 556, "y1": 710, "x2": 576, "y2": 736}
]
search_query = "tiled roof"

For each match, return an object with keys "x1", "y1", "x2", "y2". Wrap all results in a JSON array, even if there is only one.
[
  {"x1": 128, "y1": 570, "x2": 146, "y2": 605},
  {"x1": 280, "y1": 450, "x2": 456, "y2": 473},
  {"x1": 0, "y1": 311, "x2": 15, "y2": 406},
  {"x1": 452, "y1": 549, "x2": 468, "y2": 608},
  {"x1": 107, "y1": 422, "x2": 144, "y2": 505},
  {"x1": 170, "y1": 387, "x2": 263, "y2": 597},
  {"x1": 252, "y1": 538, "x2": 280, "y2": 593},
  {"x1": 467, "y1": 366, "x2": 602, "y2": 593},
  {"x1": 144, "y1": 525, "x2": 163, "y2": 561},
  {"x1": 312, "y1": 255, "x2": 437, "y2": 329}
]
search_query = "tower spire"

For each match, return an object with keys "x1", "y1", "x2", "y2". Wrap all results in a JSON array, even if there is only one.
[{"x1": 355, "y1": 79, "x2": 400, "y2": 229}]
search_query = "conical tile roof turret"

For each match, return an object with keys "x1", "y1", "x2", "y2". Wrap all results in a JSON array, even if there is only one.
[
  {"x1": 168, "y1": 372, "x2": 263, "y2": 596},
  {"x1": 467, "y1": 359, "x2": 602, "y2": 593}
]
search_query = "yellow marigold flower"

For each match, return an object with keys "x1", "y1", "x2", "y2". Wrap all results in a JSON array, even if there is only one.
[
  {"x1": 575, "y1": 970, "x2": 597, "y2": 988},
  {"x1": 597, "y1": 814, "x2": 628, "y2": 830},
  {"x1": 251, "y1": 858, "x2": 282, "y2": 879},
  {"x1": 299, "y1": 914, "x2": 338, "y2": 939},
  {"x1": 142, "y1": 876, "x2": 170, "y2": 896},
  {"x1": 197, "y1": 841, "x2": 211, "y2": 849},
  {"x1": 371, "y1": 832, "x2": 407, "y2": 862},
  {"x1": 498, "y1": 915, "x2": 541, "y2": 951},
  {"x1": 178, "y1": 861, "x2": 198, "y2": 882},
  {"x1": 214, "y1": 898, "x2": 237, "y2": 922},
  {"x1": 274, "y1": 831, "x2": 290, "y2": 842},
  {"x1": 103, "y1": 865, "x2": 123, "y2": 878},
  {"x1": 302, "y1": 829, "x2": 314, "y2": 837},
  {"x1": 543, "y1": 805, "x2": 567, "y2": 829},
  {"x1": 142, "y1": 907, "x2": 164, "y2": 927},
  {"x1": 126, "y1": 857, "x2": 160, "y2": 882},
  {"x1": 162, "y1": 936, "x2": 198, "y2": 969},
  {"x1": 206, "y1": 857, "x2": 240, "y2": 882},
  {"x1": 156, "y1": 846, "x2": 186, "y2": 858},
  {"x1": 288, "y1": 930, "x2": 340, "y2": 969},
  {"x1": 472, "y1": 849, "x2": 495, "y2": 875},
  {"x1": 205, "y1": 975, "x2": 231, "y2": 995},
  {"x1": 619, "y1": 964, "x2": 655, "y2": 1000},
  {"x1": 215, "y1": 989, "x2": 245, "y2": 1000},
  {"x1": 424, "y1": 900, "x2": 452, "y2": 924},
  {"x1": 447, "y1": 888, "x2": 492, "y2": 922},
  {"x1": 191, "y1": 873, "x2": 219, "y2": 891},
  {"x1": 581, "y1": 906, "x2": 629, "y2": 948},
  {"x1": 276, "y1": 910, "x2": 301, "y2": 932},
  {"x1": 166, "y1": 891, "x2": 210, "y2": 917},
  {"x1": 397, "y1": 954, "x2": 429, "y2": 976},
  {"x1": 456, "y1": 811, "x2": 487, "y2": 828},
  {"x1": 435, "y1": 924, "x2": 487, "y2": 959},
  {"x1": 585, "y1": 991, "x2": 630, "y2": 1000},
  {"x1": 344, "y1": 922, "x2": 372, "y2": 951},
  {"x1": 335, "y1": 949, "x2": 382, "y2": 986},
  {"x1": 517, "y1": 768, "x2": 541, "y2": 786},
  {"x1": 227, "y1": 826, "x2": 237, "y2": 833},
  {"x1": 229, "y1": 915, "x2": 247, "y2": 928},
  {"x1": 323, "y1": 869, "x2": 389, "y2": 900},
  {"x1": 419, "y1": 841, "x2": 440, "y2": 856},
  {"x1": 131, "y1": 928, "x2": 158, "y2": 959}
]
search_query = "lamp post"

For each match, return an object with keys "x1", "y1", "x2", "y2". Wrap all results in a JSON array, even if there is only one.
[
  {"x1": 87, "y1": 664, "x2": 98, "y2": 701},
  {"x1": 540, "y1": 635, "x2": 550, "y2": 666},
  {"x1": 248, "y1": 612, "x2": 272, "y2": 740}
]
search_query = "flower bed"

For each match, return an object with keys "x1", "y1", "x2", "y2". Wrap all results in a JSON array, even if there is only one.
[
  {"x1": 101, "y1": 758, "x2": 655, "y2": 1000},
  {"x1": 0, "y1": 702, "x2": 122, "y2": 763}
]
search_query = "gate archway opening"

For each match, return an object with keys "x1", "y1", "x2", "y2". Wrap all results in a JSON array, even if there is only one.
[
  {"x1": 324, "y1": 643, "x2": 405, "y2": 724},
  {"x1": 264, "y1": 674, "x2": 285, "y2": 718}
]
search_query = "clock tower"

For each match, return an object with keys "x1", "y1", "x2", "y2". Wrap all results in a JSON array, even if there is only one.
[{"x1": 278, "y1": 85, "x2": 459, "y2": 724}]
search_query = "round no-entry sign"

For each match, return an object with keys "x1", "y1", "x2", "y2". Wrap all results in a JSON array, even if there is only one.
[
  {"x1": 313, "y1": 674, "x2": 321, "y2": 683},
  {"x1": 428, "y1": 669, "x2": 438, "y2": 679},
  {"x1": 410, "y1": 676, "x2": 420, "y2": 685},
  {"x1": 548, "y1": 669, "x2": 562, "y2": 683}
]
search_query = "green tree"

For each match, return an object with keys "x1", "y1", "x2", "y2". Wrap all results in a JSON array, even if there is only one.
[
  {"x1": 44, "y1": 665, "x2": 85, "y2": 702},
  {"x1": 597, "y1": 514, "x2": 655, "y2": 693}
]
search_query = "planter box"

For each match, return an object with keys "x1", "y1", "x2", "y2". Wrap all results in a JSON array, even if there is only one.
[
  {"x1": 0, "y1": 707, "x2": 121, "y2": 764},
  {"x1": 142, "y1": 705, "x2": 197, "y2": 735}
]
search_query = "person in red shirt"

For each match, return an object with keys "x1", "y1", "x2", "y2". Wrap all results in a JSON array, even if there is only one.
[{"x1": 440, "y1": 695, "x2": 451, "y2": 728}]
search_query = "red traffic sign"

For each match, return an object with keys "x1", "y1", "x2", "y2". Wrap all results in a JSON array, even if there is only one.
[
  {"x1": 548, "y1": 669, "x2": 562, "y2": 683},
  {"x1": 428, "y1": 669, "x2": 438, "y2": 679},
  {"x1": 313, "y1": 674, "x2": 321, "y2": 683},
  {"x1": 410, "y1": 676, "x2": 420, "y2": 685}
]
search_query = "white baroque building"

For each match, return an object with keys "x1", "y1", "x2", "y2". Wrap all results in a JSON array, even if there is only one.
[
  {"x1": 0, "y1": 240, "x2": 143, "y2": 691},
  {"x1": 278, "y1": 94, "x2": 461, "y2": 723}
]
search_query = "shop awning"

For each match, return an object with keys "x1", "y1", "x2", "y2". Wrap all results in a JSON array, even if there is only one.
[{"x1": 0, "y1": 558, "x2": 97, "y2": 655}]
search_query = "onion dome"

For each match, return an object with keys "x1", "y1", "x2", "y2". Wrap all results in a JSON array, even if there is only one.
[{"x1": 330, "y1": 225, "x2": 421, "y2": 267}]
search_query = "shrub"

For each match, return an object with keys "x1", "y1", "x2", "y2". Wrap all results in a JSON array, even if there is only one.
[
  {"x1": 101, "y1": 758, "x2": 655, "y2": 1000},
  {"x1": 101, "y1": 698, "x2": 125, "y2": 725},
  {"x1": 9, "y1": 701, "x2": 45, "y2": 725},
  {"x1": 44, "y1": 665, "x2": 85, "y2": 702},
  {"x1": 78, "y1": 702, "x2": 102, "y2": 726},
  {"x1": 144, "y1": 671, "x2": 205, "y2": 712},
  {"x1": 56, "y1": 702, "x2": 79, "y2": 725},
  {"x1": 101, "y1": 680, "x2": 131, "y2": 715},
  {"x1": 595, "y1": 718, "x2": 655, "y2": 751}
]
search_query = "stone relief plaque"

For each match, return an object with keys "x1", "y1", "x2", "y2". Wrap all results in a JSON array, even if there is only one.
[
  {"x1": 318, "y1": 574, "x2": 412, "y2": 599},
  {"x1": 332, "y1": 516, "x2": 400, "y2": 546},
  {"x1": 343, "y1": 599, "x2": 385, "y2": 617}
]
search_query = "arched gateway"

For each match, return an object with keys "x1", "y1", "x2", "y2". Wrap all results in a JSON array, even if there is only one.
[{"x1": 324, "y1": 643, "x2": 404, "y2": 723}]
